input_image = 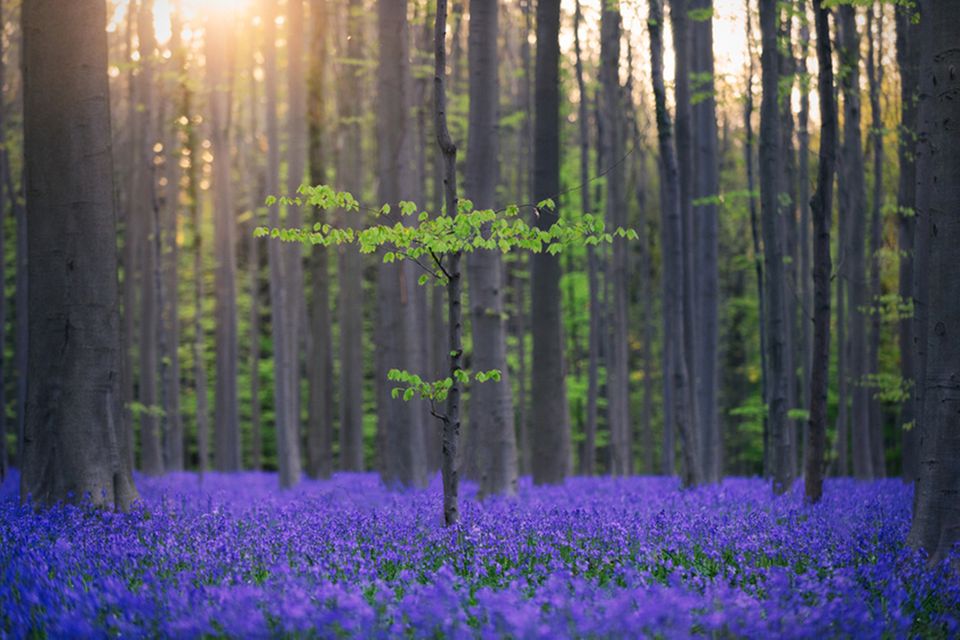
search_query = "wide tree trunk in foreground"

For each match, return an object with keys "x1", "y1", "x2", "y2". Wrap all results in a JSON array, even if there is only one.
[
  {"x1": 907, "y1": 0, "x2": 960, "y2": 567},
  {"x1": 530, "y1": 0, "x2": 571, "y2": 485},
  {"x1": 20, "y1": 0, "x2": 138, "y2": 508},
  {"x1": 465, "y1": 0, "x2": 517, "y2": 498},
  {"x1": 805, "y1": 0, "x2": 837, "y2": 504},
  {"x1": 759, "y1": 0, "x2": 791, "y2": 494}
]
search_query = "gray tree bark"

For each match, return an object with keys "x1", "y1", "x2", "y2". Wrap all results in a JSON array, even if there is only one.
[
  {"x1": 600, "y1": 0, "x2": 631, "y2": 477},
  {"x1": 838, "y1": 5, "x2": 872, "y2": 480},
  {"x1": 20, "y1": 0, "x2": 138, "y2": 508},
  {"x1": 649, "y1": 0, "x2": 701, "y2": 488},
  {"x1": 531, "y1": 0, "x2": 571, "y2": 485},
  {"x1": 895, "y1": 0, "x2": 920, "y2": 483},
  {"x1": 907, "y1": 0, "x2": 960, "y2": 566},
  {"x1": 306, "y1": 0, "x2": 334, "y2": 479},
  {"x1": 759, "y1": 0, "x2": 792, "y2": 494},
  {"x1": 337, "y1": 0, "x2": 365, "y2": 473},
  {"x1": 805, "y1": 0, "x2": 837, "y2": 504},
  {"x1": 377, "y1": 0, "x2": 428, "y2": 488},
  {"x1": 263, "y1": 0, "x2": 300, "y2": 486},
  {"x1": 691, "y1": 0, "x2": 720, "y2": 481},
  {"x1": 465, "y1": 0, "x2": 517, "y2": 497},
  {"x1": 207, "y1": 12, "x2": 241, "y2": 472}
]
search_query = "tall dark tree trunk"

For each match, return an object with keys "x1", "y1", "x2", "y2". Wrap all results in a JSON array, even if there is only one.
[
  {"x1": 263, "y1": 0, "x2": 300, "y2": 486},
  {"x1": 600, "y1": 0, "x2": 630, "y2": 476},
  {"x1": 207, "y1": 13, "x2": 240, "y2": 472},
  {"x1": 907, "y1": 0, "x2": 960, "y2": 566},
  {"x1": 285, "y1": 0, "x2": 308, "y2": 464},
  {"x1": 866, "y1": 5, "x2": 885, "y2": 478},
  {"x1": 305, "y1": 0, "x2": 334, "y2": 479},
  {"x1": 759, "y1": 0, "x2": 791, "y2": 494},
  {"x1": 337, "y1": 0, "x2": 365, "y2": 473},
  {"x1": 20, "y1": 0, "x2": 138, "y2": 508},
  {"x1": 895, "y1": 0, "x2": 920, "y2": 483},
  {"x1": 797, "y1": 9, "x2": 812, "y2": 468},
  {"x1": 669, "y1": 0, "x2": 698, "y2": 482},
  {"x1": 530, "y1": 0, "x2": 571, "y2": 485},
  {"x1": 465, "y1": 0, "x2": 517, "y2": 497},
  {"x1": 838, "y1": 5, "x2": 872, "y2": 480},
  {"x1": 691, "y1": 0, "x2": 721, "y2": 481},
  {"x1": 743, "y1": 0, "x2": 769, "y2": 478},
  {"x1": 136, "y1": 0, "x2": 163, "y2": 475},
  {"x1": 805, "y1": 0, "x2": 837, "y2": 504},
  {"x1": 377, "y1": 0, "x2": 428, "y2": 488},
  {"x1": 573, "y1": 0, "x2": 597, "y2": 477},
  {"x1": 649, "y1": 0, "x2": 701, "y2": 488}
]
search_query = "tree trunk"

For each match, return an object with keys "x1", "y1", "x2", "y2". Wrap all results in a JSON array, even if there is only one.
[
  {"x1": 649, "y1": 0, "x2": 701, "y2": 488},
  {"x1": 691, "y1": 0, "x2": 720, "y2": 481},
  {"x1": 263, "y1": 0, "x2": 299, "y2": 486},
  {"x1": 743, "y1": 0, "x2": 769, "y2": 478},
  {"x1": 866, "y1": 6, "x2": 885, "y2": 478},
  {"x1": 207, "y1": 13, "x2": 241, "y2": 472},
  {"x1": 797, "y1": 10, "x2": 812, "y2": 469},
  {"x1": 377, "y1": 0, "x2": 428, "y2": 488},
  {"x1": 464, "y1": 0, "x2": 517, "y2": 497},
  {"x1": 20, "y1": 0, "x2": 138, "y2": 508},
  {"x1": 895, "y1": 0, "x2": 920, "y2": 483},
  {"x1": 599, "y1": 0, "x2": 631, "y2": 477},
  {"x1": 337, "y1": 0, "x2": 365, "y2": 473},
  {"x1": 305, "y1": 0, "x2": 334, "y2": 479},
  {"x1": 573, "y1": 0, "x2": 597, "y2": 477},
  {"x1": 531, "y1": 0, "x2": 571, "y2": 485},
  {"x1": 805, "y1": 0, "x2": 837, "y2": 504},
  {"x1": 759, "y1": 0, "x2": 791, "y2": 494},
  {"x1": 134, "y1": 0, "x2": 163, "y2": 475},
  {"x1": 907, "y1": 0, "x2": 960, "y2": 566},
  {"x1": 838, "y1": 5, "x2": 872, "y2": 480},
  {"x1": 0, "y1": 0, "x2": 6, "y2": 481}
]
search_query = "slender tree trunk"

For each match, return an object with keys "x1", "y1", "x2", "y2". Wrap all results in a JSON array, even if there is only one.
[
  {"x1": 434, "y1": 0, "x2": 462, "y2": 525},
  {"x1": 465, "y1": 0, "x2": 517, "y2": 497},
  {"x1": 207, "y1": 12, "x2": 241, "y2": 472},
  {"x1": 866, "y1": 5, "x2": 885, "y2": 478},
  {"x1": 305, "y1": 0, "x2": 333, "y2": 479},
  {"x1": 338, "y1": 0, "x2": 365, "y2": 472},
  {"x1": 805, "y1": 0, "x2": 837, "y2": 504},
  {"x1": 797, "y1": 10, "x2": 812, "y2": 470},
  {"x1": 649, "y1": 0, "x2": 701, "y2": 488},
  {"x1": 599, "y1": 0, "x2": 630, "y2": 476},
  {"x1": 895, "y1": 0, "x2": 920, "y2": 482},
  {"x1": 838, "y1": 5, "x2": 872, "y2": 480},
  {"x1": 743, "y1": 0, "x2": 769, "y2": 478},
  {"x1": 759, "y1": 0, "x2": 791, "y2": 494},
  {"x1": 20, "y1": 0, "x2": 138, "y2": 508},
  {"x1": 691, "y1": 0, "x2": 720, "y2": 481},
  {"x1": 377, "y1": 0, "x2": 428, "y2": 488},
  {"x1": 531, "y1": 0, "x2": 571, "y2": 485},
  {"x1": 285, "y1": 0, "x2": 308, "y2": 464},
  {"x1": 573, "y1": 0, "x2": 596, "y2": 477},
  {"x1": 0, "y1": 0, "x2": 7, "y2": 481},
  {"x1": 135, "y1": 0, "x2": 163, "y2": 476},
  {"x1": 669, "y1": 0, "x2": 698, "y2": 482},
  {"x1": 907, "y1": 0, "x2": 960, "y2": 566},
  {"x1": 263, "y1": 0, "x2": 299, "y2": 486}
]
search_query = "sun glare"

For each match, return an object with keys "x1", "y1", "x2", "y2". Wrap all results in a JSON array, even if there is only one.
[{"x1": 149, "y1": 0, "x2": 253, "y2": 44}]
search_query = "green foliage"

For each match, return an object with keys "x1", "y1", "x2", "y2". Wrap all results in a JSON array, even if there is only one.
[
  {"x1": 256, "y1": 185, "x2": 636, "y2": 287},
  {"x1": 387, "y1": 368, "x2": 501, "y2": 404}
]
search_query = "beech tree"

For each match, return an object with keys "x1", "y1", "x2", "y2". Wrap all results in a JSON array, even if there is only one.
[
  {"x1": 20, "y1": 0, "x2": 138, "y2": 508},
  {"x1": 907, "y1": 0, "x2": 960, "y2": 567}
]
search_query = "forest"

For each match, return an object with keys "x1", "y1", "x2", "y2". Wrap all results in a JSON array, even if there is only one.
[{"x1": 2, "y1": 0, "x2": 960, "y2": 636}]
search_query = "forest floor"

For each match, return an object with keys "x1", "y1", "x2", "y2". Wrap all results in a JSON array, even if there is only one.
[{"x1": 2, "y1": 471, "x2": 959, "y2": 638}]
